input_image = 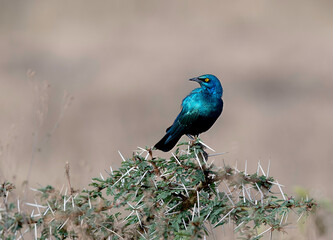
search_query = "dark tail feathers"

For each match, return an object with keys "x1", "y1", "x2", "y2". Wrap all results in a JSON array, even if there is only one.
[{"x1": 154, "y1": 132, "x2": 183, "y2": 152}]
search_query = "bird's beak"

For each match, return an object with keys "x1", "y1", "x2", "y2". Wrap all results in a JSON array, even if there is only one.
[{"x1": 189, "y1": 77, "x2": 201, "y2": 83}]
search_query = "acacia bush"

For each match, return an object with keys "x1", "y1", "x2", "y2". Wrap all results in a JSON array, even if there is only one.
[{"x1": 0, "y1": 140, "x2": 316, "y2": 239}]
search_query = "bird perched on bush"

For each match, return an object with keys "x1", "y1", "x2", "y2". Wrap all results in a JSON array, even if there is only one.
[{"x1": 154, "y1": 74, "x2": 223, "y2": 152}]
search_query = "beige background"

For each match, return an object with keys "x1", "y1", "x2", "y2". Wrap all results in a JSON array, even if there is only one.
[{"x1": 1, "y1": 1, "x2": 332, "y2": 239}]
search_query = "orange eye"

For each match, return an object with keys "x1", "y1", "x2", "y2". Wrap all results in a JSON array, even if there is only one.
[{"x1": 204, "y1": 78, "x2": 210, "y2": 83}]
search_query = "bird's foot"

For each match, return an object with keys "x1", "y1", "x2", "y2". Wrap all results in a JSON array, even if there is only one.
[
  {"x1": 186, "y1": 134, "x2": 195, "y2": 141},
  {"x1": 187, "y1": 135, "x2": 209, "y2": 155},
  {"x1": 187, "y1": 135, "x2": 197, "y2": 147}
]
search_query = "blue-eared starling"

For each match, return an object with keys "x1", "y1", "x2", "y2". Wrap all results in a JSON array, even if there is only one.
[{"x1": 154, "y1": 74, "x2": 223, "y2": 152}]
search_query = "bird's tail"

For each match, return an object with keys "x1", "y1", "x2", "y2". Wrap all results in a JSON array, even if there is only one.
[{"x1": 154, "y1": 131, "x2": 183, "y2": 152}]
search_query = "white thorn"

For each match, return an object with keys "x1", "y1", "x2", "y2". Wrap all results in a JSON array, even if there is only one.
[
  {"x1": 199, "y1": 140, "x2": 216, "y2": 152},
  {"x1": 276, "y1": 180, "x2": 286, "y2": 200},
  {"x1": 194, "y1": 150, "x2": 203, "y2": 170},
  {"x1": 34, "y1": 223, "x2": 37, "y2": 240},
  {"x1": 172, "y1": 152, "x2": 181, "y2": 165},
  {"x1": 214, "y1": 208, "x2": 234, "y2": 227},
  {"x1": 280, "y1": 212, "x2": 285, "y2": 225},
  {"x1": 257, "y1": 161, "x2": 260, "y2": 175},
  {"x1": 258, "y1": 161, "x2": 266, "y2": 176},
  {"x1": 285, "y1": 212, "x2": 289, "y2": 223},
  {"x1": 88, "y1": 197, "x2": 92, "y2": 209},
  {"x1": 137, "y1": 230, "x2": 147, "y2": 240},
  {"x1": 58, "y1": 218, "x2": 69, "y2": 230},
  {"x1": 136, "y1": 171, "x2": 148, "y2": 185},
  {"x1": 25, "y1": 202, "x2": 47, "y2": 209},
  {"x1": 200, "y1": 151, "x2": 207, "y2": 165},
  {"x1": 224, "y1": 181, "x2": 235, "y2": 206},
  {"x1": 208, "y1": 159, "x2": 215, "y2": 168},
  {"x1": 47, "y1": 201, "x2": 55, "y2": 216},
  {"x1": 137, "y1": 203, "x2": 145, "y2": 209},
  {"x1": 267, "y1": 181, "x2": 285, "y2": 187},
  {"x1": 165, "y1": 202, "x2": 181, "y2": 214},
  {"x1": 181, "y1": 182, "x2": 190, "y2": 197},
  {"x1": 137, "y1": 146, "x2": 147, "y2": 152},
  {"x1": 208, "y1": 152, "x2": 228, "y2": 157},
  {"x1": 16, "y1": 228, "x2": 29, "y2": 240},
  {"x1": 225, "y1": 191, "x2": 235, "y2": 206},
  {"x1": 152, "y1": 179, "x2": 158, "y2": 189},
  {"x1": 127, "y1": 202, "x2": 135, "y2": 209},
  {"x1": 255, "y1": 182, "x2": 264, "y2": 204},
  {"x1": 192, "y1": 204, "x2": 196, "y2": 221},
  {"x1": 118, "y1": 150, "x2": 126, "y2": 162},
  {"x1": 17, "y1": 198, "x2": 20, "y2": 213},
  {"x1": 244, "y1": 186, "x2": 253, "y2": 202},
  {"x1": 123, "y1": 210, "x2": 135, "y2": 222},
  {"x1": 234, "y1": 221, "x2": 244, "y2": 230},
  {"x1": 98, "y1": 223, "x2": 124, "y2": 239},
  {"x1": 47, "y1": 217, "x2": 55, "y2": 224},
  {"x1": 204, "y1": 209, "x2": 212, "y2": 221},
  {"x1": 111, "y1": 167, "x2": 136, "y2": 188},
  {"x1": 182, "y1": 218, "x2": 187, "y2": 230},
  {"x1": 59, "y1": 184, "x2": 64, "y2": 195},
  {"x1": 136, "y1": 210, "x2": 142, "y2": 227},
  {"x1": 136, "y1": 195, "x2": 145, "y2": 206},
  {"x1": 164, "y1": 211, "x2": 180, "y2": 215},
  {"x1": 29, "y1": 188, "x2": 43, "y2": 193},
  {"x1": 99, "y1": 173, "x2": 105, "y2": 180},
  {"x1": 297, "y1": 212, "x2": 304, "y2": 222},
  {"x1": 63, "y1": 196, "x2": 66, "y2": 211},
  {"x1": 256, "y1": 227, "x2": 272, "y2": 238}
]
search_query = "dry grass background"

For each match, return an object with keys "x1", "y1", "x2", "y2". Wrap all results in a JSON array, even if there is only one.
[{"x1": 0, "y1": 0, "x2": 333, "y2": 239}]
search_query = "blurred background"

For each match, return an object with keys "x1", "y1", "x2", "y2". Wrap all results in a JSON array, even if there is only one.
[{"x1": 1, "y1": 0, "x2": 332, "y2": 238}]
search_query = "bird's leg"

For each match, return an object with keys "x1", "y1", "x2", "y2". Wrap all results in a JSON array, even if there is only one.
[
  {"x1": 187, "y1": 135, "x2": 209, "y2": 166},
  {"x1": 186, "y1": 134, "x2": 198, "y2": 147},
  {"x1": 186, "y1": 134, "x2": 195, "y2": 141},
  {"x1": 192, "y1": 136, "x2": 210, "y2": 165},
  {"x1": 192, "y1": 135, "x2": 208, "y2": 153}
]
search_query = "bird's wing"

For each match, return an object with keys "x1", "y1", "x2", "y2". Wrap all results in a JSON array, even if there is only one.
[
  {"x1": 177, "y1": 108, "x2": 200, "y2": 128},
  {"x1": 166, "y1": 108, "x2": 200, "y2": 134},
  {"x1": 156, "y1": 108, "x2": 197, "y2": 151}
]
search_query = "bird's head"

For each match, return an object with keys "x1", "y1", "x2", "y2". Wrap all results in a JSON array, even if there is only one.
[{"x1": 189, "y1": 74, "x2": 223, "y2": 97}]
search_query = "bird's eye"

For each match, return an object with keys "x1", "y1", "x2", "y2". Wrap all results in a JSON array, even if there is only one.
[{"x1": 204, "y1": 78, "x2": 210, "y2": 83}]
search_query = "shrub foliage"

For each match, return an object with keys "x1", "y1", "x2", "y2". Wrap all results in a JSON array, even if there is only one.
[{"x1": 0, "y1": 140, "x2": 316, "y2": 239}]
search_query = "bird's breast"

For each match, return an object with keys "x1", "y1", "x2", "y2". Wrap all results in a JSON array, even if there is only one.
[{"x1": 184, "y1": 96, "x2": 221, "y2": 119}]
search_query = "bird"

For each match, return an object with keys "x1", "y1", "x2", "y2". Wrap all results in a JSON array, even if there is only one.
[{"x1": 154, "y1": 74, "x2": 223, "y2": 152}]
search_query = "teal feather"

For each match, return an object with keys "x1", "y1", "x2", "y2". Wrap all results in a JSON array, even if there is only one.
[{"x1": 154, "y1": 74, "x2": 223, "y2": 152}]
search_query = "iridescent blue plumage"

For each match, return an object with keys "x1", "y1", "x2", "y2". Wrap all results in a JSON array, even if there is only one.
[{"x1": 154, "y1": 74, "x2": 223, "y2": 152}]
